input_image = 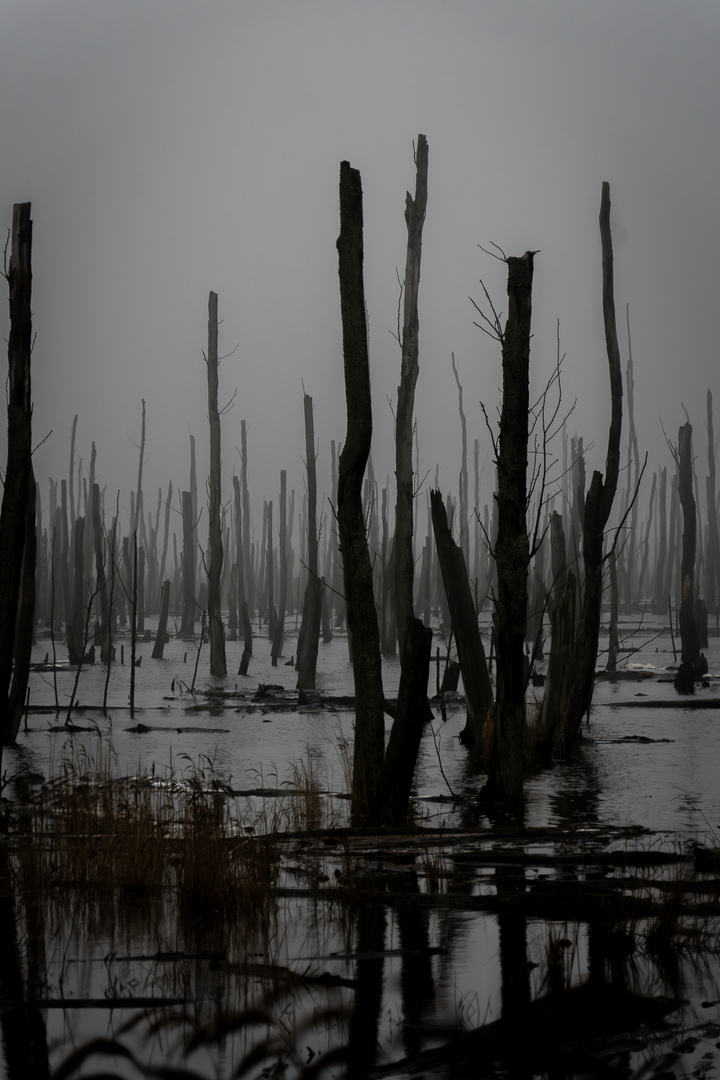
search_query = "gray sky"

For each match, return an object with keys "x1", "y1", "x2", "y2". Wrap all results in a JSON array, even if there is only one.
[{"x1": 1, "y1": 0, "x2": 719, "y2": 542}]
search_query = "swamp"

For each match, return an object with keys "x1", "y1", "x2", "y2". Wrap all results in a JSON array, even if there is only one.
[{"x1": 2, "y1": 150, "x2": 720, "y2": 1080}]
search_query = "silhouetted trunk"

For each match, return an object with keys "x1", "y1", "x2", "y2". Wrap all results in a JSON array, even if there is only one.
[
  {"x1": 271, "y1": 470, "x2": 287, "y2": 664},
  {"x1": 676, "y1": 421, "x2": 700, "y2": 673},
  {"x1": 336, "y1": 160, "x2": 385, "y2": 821},
  {"x1": 488, "y1": 251, "x2": 534, "y2": 802},
  {"x1": 451, "y1": 351, "x2": 470, "y2": 571},
  {"x1": 206, "y1": 291, "x2": 226, "y2": 676},
  {"x1": 297, "y1": 396, "x2": 322, "y2": 689},
  {"x1": 7, "y1": 466, "x2": 36, "y2": 742},
  {"x1": 238, "y1": 600, "x2": 252, "y2": 675},
  {"x1": 0, "y1": 204, "x2": 34, "y2": 748},
  {"x1": 706, "y1": 390, "x2": 720, "y2": 611},
  {"x1": 379, "y1": 615, "x2": 432, "y2": 825},
  {"x1": 553, "y1": 182, "x2": 623, "y2": 758},
  {"x1": 152, "y1": 579, "x2": 171, "y2": 659},
  {"x1": 67, "y1": 518, "x2": 85, "y2": 665},
  {"x1": 652, "y1": 466, "x2": 667, "y2": 611},
  {"x1": 180, "y1": 490, "x2": 196, "y2": 637},
  {"x1": 431, "y1": 489, "x2": 493, "y2": 757},
  {"x1": 395, "y1": 133, "x2": 428, "y2": 659}
]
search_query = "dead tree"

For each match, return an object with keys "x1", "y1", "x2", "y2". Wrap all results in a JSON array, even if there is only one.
[
  {"x1": 336, "y1": 161, "x2": 385, "y2": 820},
  {"x1": 431, "y1": 490, "x2": 493, "y2": 757},
  {"x1": 552, "y1": 182, "x2": 623, "y2": 757},
  {"x1": 206, "y1": 291, "x2": 226, "y2": 675},
  {"x1": 0, "y1": 204, "x2": 35, "y2": 748},
  {"x1": 490, "y1": 252, "x2": 535, "y2": 801},
  {"x1": 296, "y1": 396, "x2": 322, "y2": 689},
  {"x1": 706, "y1": 390, "x2": 720, "y2": 613},
  {"x1": 180, "y1": 490, "x2": 196, "y2": 637},
  {"x1": 394, "y1": 133, "x2": 428, "y2": 660},
  {"x1": 271, "y1": 470, "x2": 287, "y2": 664},
  {"x1": 674, "y1": 421, "x2": 701, "y2": 689},
  {"x1": 451, "y1": 351, "x2": 470, "y2": 572},
  {"x1": 152, "y1": 580, "x2": 171, "y2": 660}
]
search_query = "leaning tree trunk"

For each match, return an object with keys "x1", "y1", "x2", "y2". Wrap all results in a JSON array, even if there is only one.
[
  {"x1": 296, "y1": 395, "x2": 322, "y2": 689},
  {"x1": 490, "y1": 251, "x2": 534, "y2": 802},
  {"x1": 553, "y1": 181, "x2": 623, "y2": 758},
  {"x1": 336, "y1": 161, "x2": 385, "y2": 822},
  {"x1": 206, "y1": 291, "x2": 226, "y2": 675},
  {"x1": 395, "y1": 133, "x2": 428, "y2": 660},
  {"x1": 0, "y1": 204, "x2": 34, "y2": 749}
]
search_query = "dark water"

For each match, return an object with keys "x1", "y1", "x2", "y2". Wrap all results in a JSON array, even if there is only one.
[{"x1": 3, "y1": 614, "x2": 720, "y2": 1078}]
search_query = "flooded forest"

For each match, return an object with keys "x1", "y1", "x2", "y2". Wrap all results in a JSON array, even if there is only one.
[{"x1": 3, "y1": 144, "x2": 720, "y2": 1080}]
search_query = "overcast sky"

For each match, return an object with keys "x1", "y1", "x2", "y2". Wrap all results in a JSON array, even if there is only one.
[{"x1": 1, "y1": 0, "x2": 719, "y2": 543}]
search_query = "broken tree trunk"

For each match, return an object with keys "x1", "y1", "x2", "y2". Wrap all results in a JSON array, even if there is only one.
[
  {"x1": 706, "y1": 390, "x2": 720, "y2": 613},
  {"x1": 206, "y1": 291, "x2": 227, "y2": 676},
  {"x1": 431, "y1": 489, "x2": 493, "y2": 759},
  {"x1": 0, "y1": 204, "x2": 34, "y2": 748},
  {"x1": 451, "y1": 351, "x2": 470, "y2": 573},
  {"x1": 296, "y1": 396, "x2": 322, "y2": 689},
  {"x1": 271, "y1": 470, "x2": 287, "y2": 664},
  {"x1": 489, "y1": 251, "x2": 534, "y2": 803},
  {"x1": 394, "y1": 133, "x2": 428, "y2": 660},
  {"x1": 336, "y1": 160, "x2": 385, "y2": 821}
]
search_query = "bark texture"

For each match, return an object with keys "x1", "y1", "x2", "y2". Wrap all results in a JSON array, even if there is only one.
[
  {"x1": 0, "y1": 204, "x2": 34, "y2": 746},
  {"x1": 297, "y1": 396, "x2": 322, "y2": 689},
  {"x1": 207, "y1": 291, "x2": 226, "y2": 675},
  {"x1": 336, "y1": 161, "x2": 385, "y2": 821},
  {"x1": 395, "y1": 134, "x2": 428, "y2": 659},
  {"x1": 491, "y1": 252, "x2": 534, "y2": 802}
]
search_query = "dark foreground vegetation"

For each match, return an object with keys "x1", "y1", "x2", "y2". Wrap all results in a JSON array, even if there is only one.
[{"x1": 2, "y1": 139, "x2": 720, "y2": 1076}]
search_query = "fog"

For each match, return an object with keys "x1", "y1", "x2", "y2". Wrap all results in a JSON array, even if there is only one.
[{"x1": 1, "y1": 1, "x2": 719, "y2": 541}]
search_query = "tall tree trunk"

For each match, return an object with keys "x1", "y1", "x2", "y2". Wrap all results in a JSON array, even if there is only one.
[
  {"x1": 706, "y1": 390, "x2": 720, "y2": 613},
  {"x1": 0, "y1": 204, "x2": 34, "y2": 748},
  {"x1": 206, "y1": 291, "x2": 226, "y2": 675},
  {"x1": 297, "y1": 396, "x2": 322, "y2": 689},
  {"x1": 553, "y1": 182, "x2": 623, "y2": 758},
  {"x1": 676, "y1": 421, "x2": 700, "y2": 670},
  {"x1": 180, "y1": 490, "x2": 196, "y2": 637},
  {"x1": 394, "y1": 133, "x2": 428, "y2": 659},
  {"x1": 490, "y1": 252, "x2": 534, "y2": 802},
  {"x1": 336, "y1": 160, "x2": 385, "y2": 821},
  {"x1": 271, "y1": 470, "x2": 287, "y2": 664}
]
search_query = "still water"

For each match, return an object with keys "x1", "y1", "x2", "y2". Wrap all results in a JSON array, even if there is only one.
[{"x1": 2, "y1": 613, "x2": 720, "y2": 1078}]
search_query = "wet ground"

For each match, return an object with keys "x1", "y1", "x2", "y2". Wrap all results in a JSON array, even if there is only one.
[{"x1": 2, "y1": 610, "x2": 720, "y2": 1078}]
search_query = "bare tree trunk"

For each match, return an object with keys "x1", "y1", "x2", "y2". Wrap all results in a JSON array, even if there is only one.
[
  {"x1": 152, "y1": 580, "x2": 171, "y2": 660},
  {"x1": 7, "y1": 466, "x2": 36, "y2": 742},
  {"x1": 706, "y1": 390, "x2": 720, "y2": 613},
  {"x1": 451, "y1": 352, "x2": 470, "y2": 572},
  {"x1": 271, "y1": 470, "x2": 287, "y2": 664},
  {"x1": 652, "y1": 466, "x2": 667, "y2": 612},
  {"x1": 67, "y1": 518, "x2": 85, "y2": 665},
  {"x1": 206, "y1": 291, "x2": 226, "y2": 676},
  {"x1": 431, "y1": 489, "x2": 493, "y2": 758},
  {"x1": 379, "y1": 616, "x2": 432, "y2": 826},
  {"x1": 394, "y1": 133, "x2": 428, "y2": 659},
  {"x1": 0, "y1": 204, "x2": 34, "y2": 747},
  {"x1": 297, "y1": 396, "x2": 322, "y2": 689},
  {"x1": 180, "y1": 490, "x2": 196, "y2": 637},
  {"x1": 241, "y1": 419, "x2": 253, "y2": 615},
  {"x1": 675, "y1": 421, "x2": 700, "y2": 681},
  {"x1": 336, "y1": 160, "x2": 385, "y2": 821},
  {"x1": 490, "y1": 252, "x2": 534, "y2": 802},
  {"x1": 553, "y1": 182, "x2": 623, "y2": 758}
]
